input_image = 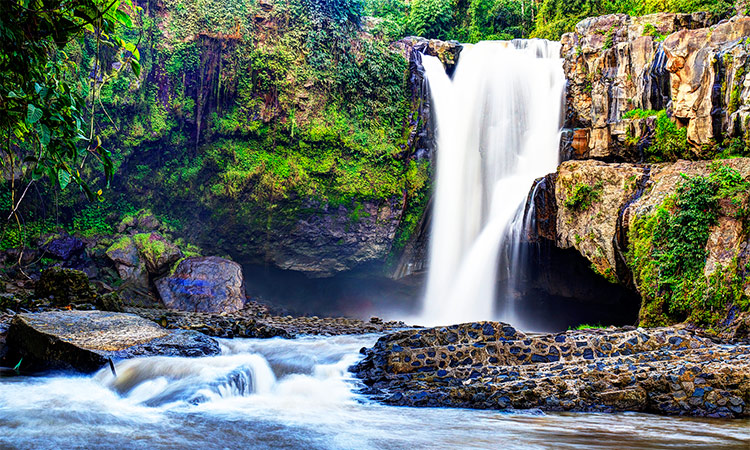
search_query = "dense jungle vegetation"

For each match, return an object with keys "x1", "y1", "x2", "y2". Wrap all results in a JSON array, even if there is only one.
[
  {"x1": 366, "y1": 0, "x2": 736, "y2": 42},
  {"x1": 0, "y1": 0, "x2": 743, "y2": 272}
]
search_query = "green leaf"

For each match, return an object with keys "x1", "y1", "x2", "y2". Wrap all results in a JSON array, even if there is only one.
[
  {"x1": 26, "y1": 104, "x2": 42, "y2": 124},
  {"x1": 39, "y1": 124, "x2": 51, "y2": 146},
  {"x1": 115, "y1": 10, "x2": 133, "y2": 28},
  {"x1": 130, "y1": 60, "x2": 141, "y2": 78},
  {"x1": 13, "y1": 358, "x2": 22, "y2": 372},
  {"x1": 58, "y1": 170, "x2": 71, "y2": 190}
]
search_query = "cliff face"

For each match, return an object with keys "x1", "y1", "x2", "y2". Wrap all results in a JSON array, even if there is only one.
[
  {"x1": 560, "y1": 13, "x2": 750, "y2": 161},
  {"x1": 86, "y1": 1, "x2": 465, "y2": 278},
  {"x1": 534, "y1": 13, "x2": 750, "y2": 328},
  {"x1": 542, "y1": 158, "x2": 750, "y2": 327}
]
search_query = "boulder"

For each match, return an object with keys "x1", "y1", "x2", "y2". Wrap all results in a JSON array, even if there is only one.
[
  {"x1": 105, "y1": 232, "x2": 183, "y2": 306},
  {"x1": 34, "y1": 267, "x2": 95, "y2": 305},
  {"x1": 155, "y1": 256, "x2": 247, "y2": 313},
  {"x1": 132, "y1": 232, "x2": 183, "y2": 275},
  {"x1": 5, "y1": 310, "x2": 219, "y2": 373},
  {"x1": 40, "y1": 234, "x2": 85, "y2": 261},
  {"x1": 105, "y1": 235, "x2": 151, "y2": 302}
]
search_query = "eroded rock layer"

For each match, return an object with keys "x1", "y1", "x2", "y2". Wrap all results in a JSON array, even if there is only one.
[
  {"x1": 351, "y1": 322, "x2": 750, "y2": 418},
  {"x1": 561, "y1": 13, "x2": 750, "y2": 160}
]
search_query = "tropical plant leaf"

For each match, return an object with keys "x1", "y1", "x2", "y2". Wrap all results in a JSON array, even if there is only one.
[
  {"x1": 58, "y1": 169, "x2": 71, "y2": 190},
  {"x1": 115, "y1": 9, "x2": 133, "y2": 28},
  {"x1": 129, "y1": 59, "x2": 141, "y2": 77},
  {"x1": 39, "y1": 124, "x2": 51, "y2": 146},
  {"x1": 26, "y1": 104, "x2": 42, "y2": 124}
]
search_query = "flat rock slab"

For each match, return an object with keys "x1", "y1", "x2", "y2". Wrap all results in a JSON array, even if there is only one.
[
  {"x1": 352, "y1": 322, "x2": 750, "y2": 418},
  {"x1": 6, "y1": 311, "x2": 219, "y2": 373}
]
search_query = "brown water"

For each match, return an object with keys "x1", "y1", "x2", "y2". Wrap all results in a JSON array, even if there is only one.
[{"x1": 0, "y1": 335, "x2": 748, "y2": 449}]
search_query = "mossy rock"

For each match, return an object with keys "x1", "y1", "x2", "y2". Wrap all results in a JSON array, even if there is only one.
[
  {"x1": 105, "y1": 235, "x2": 139, "y2": 267},
  {"x1": 135, "y1": 209, "x2": 160, "y2": 231},
  {"x1": 116, "y1": 214, "x2": 137, "y2": 233},
  {"x1": 35, "y1": 267, "x2": 96, "y2": 306},
  {"x1": 133, "y1": 232, "x2": 183, "y2": 275}
]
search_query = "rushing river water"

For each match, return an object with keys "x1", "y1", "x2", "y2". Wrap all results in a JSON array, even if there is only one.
[{"x1": 1, "y1": 334, "x2": 749, "y2": 449}]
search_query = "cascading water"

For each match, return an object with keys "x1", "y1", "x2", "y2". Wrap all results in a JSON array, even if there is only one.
[{"x1": 421, "y1": 39, "x2": 565, "y2": 326}]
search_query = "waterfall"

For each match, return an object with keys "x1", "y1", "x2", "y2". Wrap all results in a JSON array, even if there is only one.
[{"x1": 420, "y1": 39, "x2": 565, "y2": 326}]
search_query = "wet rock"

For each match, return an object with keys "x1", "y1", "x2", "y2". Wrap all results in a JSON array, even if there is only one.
[
  {"x1": 352, "y1": 322, "x2": 750, "y2": 417},
  {"x1": 34, "y1": 267, "x2": 96, "y2": 306},
  {"x1": 40, "y1": 234, "x2": 85, "y2": 261},
  {"x1": 127, "y1": 303, "x2": 408, "y2": 338},
  {"x1": 5, "y1": 310, "x2": 219, "y2": 372},
  {"x1": 155, "y1": 257, "x2": 246, "y2": 314}
]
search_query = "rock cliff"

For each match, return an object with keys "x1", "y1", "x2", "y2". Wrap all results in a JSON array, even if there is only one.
[
  {"x1": 560, "y1": 13, "x2": 750, "y2": 161},
  {"x1": 533, "y1": 157, "x2": 750, "y2": 328}
]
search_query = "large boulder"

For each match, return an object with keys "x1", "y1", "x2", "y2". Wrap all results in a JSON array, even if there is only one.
[
  {"x1": 155, "y1": 256, "x2": 247, "y2": 313},
  {"x1": 105, "y1": 235, "x2": 151, "y2": 304},
  {"x1": 132, "y1": 232, "x2": 183, "y2": 275},
  {"x1": 105, "y1": 232, "x2": 184, "y2": 306},
  {"x1": 5, "y1": 311, "x2": 219, "y2": 372}
]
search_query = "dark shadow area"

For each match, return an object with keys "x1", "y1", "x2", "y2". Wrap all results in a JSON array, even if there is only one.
[
  {"x1": 241, "y1": 241, "x2": 641, "y2": 334},
  {"x1": 497, "y1": 241, "x2": 642, "y2": 333},
  {"x1": 242, "y1": 262, "x2": 424, "y2": 320}
]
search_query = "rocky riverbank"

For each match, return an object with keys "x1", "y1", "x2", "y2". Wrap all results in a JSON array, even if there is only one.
[{"x1": 351, "y1": 322, "x2": 750, "y2": 418}]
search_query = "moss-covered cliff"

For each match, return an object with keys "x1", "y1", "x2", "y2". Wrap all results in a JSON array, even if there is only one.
[{"x1": 1, "y1": 0, "x2": 444, "y2": 277}]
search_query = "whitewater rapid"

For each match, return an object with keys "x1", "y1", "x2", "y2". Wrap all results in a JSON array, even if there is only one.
[{"x1": 1, "y1": 335, "x2": 749, "y2": 449}]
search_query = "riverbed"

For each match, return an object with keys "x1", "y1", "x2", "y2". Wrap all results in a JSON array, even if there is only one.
[{"x1": 1, "y1": 335, "x2": 748, "y2": 449}]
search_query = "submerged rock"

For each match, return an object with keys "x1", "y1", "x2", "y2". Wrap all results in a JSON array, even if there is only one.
[
  {"x1": 155, "y1": 257, "x2": 246, "y2": 314},
  {"x1": 351, "y1": 322, "x2": 750, "y2": 418},
  {"x1": 6, "y1": 310, "x2": 219, "y2": 373}
]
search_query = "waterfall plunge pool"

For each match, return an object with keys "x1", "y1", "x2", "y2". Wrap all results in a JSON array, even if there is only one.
[{"x1": 1, "y1": 334, "x2": 748, "y2": 449}]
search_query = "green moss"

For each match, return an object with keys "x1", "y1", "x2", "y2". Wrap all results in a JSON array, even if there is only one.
[
  {"x1": 623, "y1": 109, "x2": 689, "y2": 161},
  {"x1": 133, "y1": 233, "x2": 169, "y2": 262},
  {"x1": 570, "y1": 323, "x2": 606, "y2": 330},
  {"x1": 564, "y1": 181, "x2": 603, "y2": 211},
  {"x1": 729, "y1": 63, "x2": 747, "y2": 114},
  {"x1": 107, "y1": 235, "x2": 133, "y2": 255}
]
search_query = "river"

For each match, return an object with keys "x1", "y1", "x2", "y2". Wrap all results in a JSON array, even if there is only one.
[{"x1": 1, "y1": 334, "x2": 748, "y2": 449}]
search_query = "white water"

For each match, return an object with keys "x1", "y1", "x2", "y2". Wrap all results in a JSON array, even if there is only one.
[
  {"x1": 1, "y1": 335, "x2": 749, "y2": 449},
  {"x1": 421, "y1": 40, "x2": 565, "y2": 326}
]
